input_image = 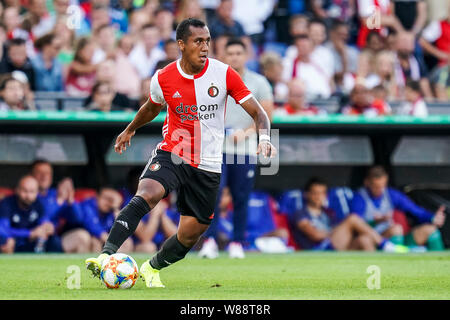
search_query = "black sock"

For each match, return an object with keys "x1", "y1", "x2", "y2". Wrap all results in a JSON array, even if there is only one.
[
  {"x1": 102, "y1": 196, "x2": 151, "y2": 255},
  {"x1": 150, "y1": 234, "x2": 190, "y2": 270}
]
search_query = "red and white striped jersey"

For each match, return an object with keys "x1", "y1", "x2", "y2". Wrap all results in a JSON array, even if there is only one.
[{"x1": 149, "y1": 58, "x2": 253, "y2": 173}]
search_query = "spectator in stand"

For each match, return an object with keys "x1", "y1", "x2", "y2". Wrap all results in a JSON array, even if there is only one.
[
  {"x1": 11, "y1": 70, "x2": 35, "y2": 110},
  {"x1": 59, "y1": 187, "x2": 133, "y2": 253},
  {"x1": 231, "y1": 0, "x2": 275, "y2": 45},
  {"x1": 132, "y1": 77, "x2": 151, "y2": 110},
  {"x1": 364, "y1": 50, "x2": 397, "y2": 99},
  {"x1": 175, "y1": 0, "x2": 206, "y2": 27},
  {"x1": 65, "y1": 37, "x2": 97, "y2": 97},
  {"x1": 274, "y1": 79, "x2": 322, "y2": 116},
  {"x1": 259, "y1": 51, "x2": 288, "y2": 106},
  {"x1": 419, "y1": 8, "x2": 450, "y2": 68},
  {"x1": 84, "y1": 59, "x2": 133, "y2": 109},
  {"x1": 117, "y1": 33, "x2": 135, "y2": 57},
  {"x1": 282, "y1": 34, "x2": 333, "y2": 99},
  {"x1": 341, "y1": 83, "x2": 391, "y2": 116},
  {"x1": 0, "y1": 76, "x2": 31, "y2": 111},
  {"x1": 2, "y1": 6, "x2": 31, "y2": 44},
  {"x1": 0, "y1": 38, "x2": 36, "y2": 90},
  {"x1": 397, "y1": 80, "x2": 428, "y2": 116},
  {"x1": 308, "y1": 19, "x2": 335, "y2": 78},
  {"x1": 309, "y1": 0, "x2": 356, "y2": 25},
  {"x1": 50, "y1": 0, "x2": 70, "y2": 24},
  {"x1": 325, "y1": 19, "x2": 360, "y2": 94},
  {"x1": 30, "y1": 159, "x2": 75, "y2": 221},
  {"x1": 154, "y1": 6, "x2": 175, "y2": 44},
  {"x1": 128, "y1": 9, "x2": 151, "y2": 40},
  {"x1": 433, "y1": 64, "x2": 450, "y2": 101},
  {"x1": 392, "y1": 0, "x2": 427, "y2": 36},
  {"x1": 128, "y1": 23, "x2": 166, "y2": 79},
  {"x1": 92, "y1": 24, "x2": 117, "y2": 64},
  {"x1": 209, "y1": 0, "x2": 246, "y2": 40},
  {"x1": 286, "y1": 19, "x2": 335, "y2": 80},
  {"x1": 52, "y1": 17, "x2": 75, "y2": 70},
  {"x1": 394, "y1": 32, "x2": 433, "y2": 100},
  {"x1": 350, "y1": 166, "x2": 447, "y2": 250},
  {"x1": 87, "y1": 81, "x2": 128, "y2": 112},
  {"x1": 208, "y1": 0, "x2": 253, "y2": 62},
  {"x1": 292, "y1": 177, "x2": 399, "y2": 251},
  {"x1": 114, "y1": 35, "x2": 141, "y2": 98},
  {"x1": 21, "y1": 0, "x2": 55, "y2": 39},
  {"x1": 0, "y1": 175, "x2": 61, "y2": 253},
  {"x1": 356, "y1": 0, "x2": 404, "y2": 48},
  {"x1": 0, "y1": 22, "x2": 7, "y2": 64},
  {"x1": 154, "y1": 39, "x2": 180, "y2": 72},
  {"x1": 31, "y1": 33, "x2": 64, "y2": 92},
  {"x1": 357, "y1": 31, "x2": 386, "y2": 78}
]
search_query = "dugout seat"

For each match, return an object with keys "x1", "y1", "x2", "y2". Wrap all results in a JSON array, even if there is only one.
[
  {"x1": 0, "y1": 187, "x2": 13, "y2": 201},
  {"x1": 74, "y1": 188, "x2": 97, "y2": 202}
]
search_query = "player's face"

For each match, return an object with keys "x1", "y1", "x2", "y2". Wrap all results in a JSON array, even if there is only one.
[
  {"x1": 179, "y1": 26, "x2": 210, "y2": 70},
  {"x1": 16, "y1": 177, "x2": 39, "y2": 207},
  {"x1": 306, "y1": 184, "x2": 327, "y2": 208},
  {"x1": 366, "y1": 176, "x2": 388, "y2": 198},
  {"x1": 225, "y1": 44, "x2": 247, "y2": 71},
  {"x1": 31, "y1": 163, "x2": 53, "y2": 191}
]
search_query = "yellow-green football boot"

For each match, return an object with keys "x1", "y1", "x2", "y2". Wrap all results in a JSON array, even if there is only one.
[
  {"x1": 85, "y1": 253, "x2": 109, "y2": 278},
  {"x1": 140, "y1": 260, "x2": 165, "y2": 288}
]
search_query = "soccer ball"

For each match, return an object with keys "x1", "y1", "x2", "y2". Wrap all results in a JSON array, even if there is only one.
[{"x1": 100, "y1": 253, "x2": 139, "y2": 289}]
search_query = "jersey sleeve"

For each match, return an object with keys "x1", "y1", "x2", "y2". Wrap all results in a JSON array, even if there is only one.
[
  {"x1": 226, "y1": 66, "x2": 253, "y2": 104},
  {"x1": 149, "y1": 70, "x2": 166, "y2": 106}
]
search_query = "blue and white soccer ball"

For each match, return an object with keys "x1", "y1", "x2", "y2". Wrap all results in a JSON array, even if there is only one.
[{"x1": 100, "y1": 253, "x2": 139, "y2": 289}]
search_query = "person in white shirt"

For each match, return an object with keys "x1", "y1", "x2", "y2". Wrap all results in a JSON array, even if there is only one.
[
  {"x1": 398, "y1": 80, "x2": 428, "y2": 117},
  {"x1": 128, "y1": 23, "x2": 166, "y2": 79},
  {"x1": 282, "y1": 34, "x2": 333, "y2": 99}
]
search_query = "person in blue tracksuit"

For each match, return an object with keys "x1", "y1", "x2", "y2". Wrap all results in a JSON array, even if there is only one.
[
  {"x1": 350, "y1": 166, "x2": 446, "y2": 250},
  {"x1": 0, "y1": 176, "x2": 61, "y2": 253}
]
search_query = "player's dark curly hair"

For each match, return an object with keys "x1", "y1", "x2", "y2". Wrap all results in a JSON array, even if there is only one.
[{"x1": 176, "y1": 18, "x2": 206, "y2": 42}]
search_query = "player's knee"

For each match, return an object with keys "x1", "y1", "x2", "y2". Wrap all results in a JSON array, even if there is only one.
[
  {"x1": 136, "y1": 189, "x2": 163, "y2": 209},
  {"x1": 347, "y1": 213, "x2": 361, "y2": 223},
  {"x1": 177, "y1": 234, "x2": 200, "y2": 248}
]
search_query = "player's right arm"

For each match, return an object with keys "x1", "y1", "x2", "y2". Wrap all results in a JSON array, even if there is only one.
[{"x1": 115, "y1": 98, "x2": 164, "y2": 154}]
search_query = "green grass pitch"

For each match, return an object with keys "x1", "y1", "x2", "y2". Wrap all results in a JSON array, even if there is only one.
[{"x1": 2, "y1": 251, "x2": 450, "y2": 300}]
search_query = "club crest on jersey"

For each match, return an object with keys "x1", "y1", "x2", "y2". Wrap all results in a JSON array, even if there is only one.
[
  {"x1": 150, "y1": 162, "x2": 161, "y2": 171},
  {"x1": 208, "y1": 84, "x2": 219, "y2": 97}
]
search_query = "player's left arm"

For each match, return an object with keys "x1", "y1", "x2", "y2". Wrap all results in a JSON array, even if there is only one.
[
  {"x1": 227, "y1": 66, "x2": 276, "y2": 158},
  {"x1": 240, "y1": 97, "x2": 276, "y2": 158}
]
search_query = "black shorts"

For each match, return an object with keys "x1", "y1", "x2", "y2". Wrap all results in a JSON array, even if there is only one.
[{"x1": 140, "y1": 149, "x2": 221, "y2": 225}]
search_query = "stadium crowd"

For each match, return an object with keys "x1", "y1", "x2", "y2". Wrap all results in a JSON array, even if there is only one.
[{"x1": 0, "y1": 0, "x2": 449, "y2": 255}]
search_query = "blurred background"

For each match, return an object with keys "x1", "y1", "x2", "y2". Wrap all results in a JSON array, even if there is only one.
[{"x1": 0, "y1": 0, "x2": 450, "y2": 255}]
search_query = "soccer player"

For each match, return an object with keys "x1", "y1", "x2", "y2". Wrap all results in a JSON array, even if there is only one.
[
  {"x1": 85, "y1": 18, "x2": 276, "y2": 288},
  {"x1": 199, "y1": 38, "x2": 274, "y2": 259}
]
